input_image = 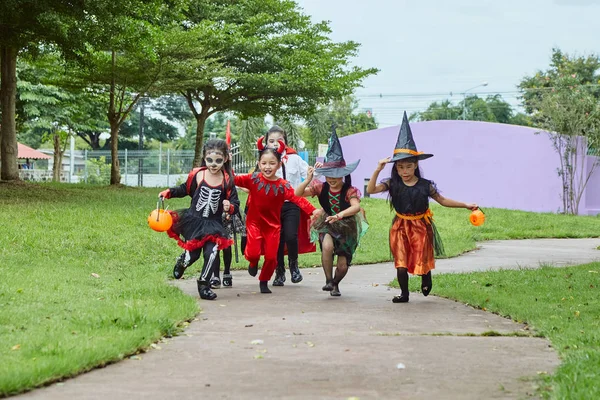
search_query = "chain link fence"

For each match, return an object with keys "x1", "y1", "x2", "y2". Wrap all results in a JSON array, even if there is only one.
[{"x1": 70, "y1": 145, "x2": 317, "y2": 187}]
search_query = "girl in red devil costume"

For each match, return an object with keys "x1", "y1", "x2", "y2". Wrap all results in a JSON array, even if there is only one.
[{"x1": 234, "y1": 138, "x2": 320, "y2": 294}]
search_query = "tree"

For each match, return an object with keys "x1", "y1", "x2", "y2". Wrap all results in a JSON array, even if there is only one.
[
  {"x1": 532, "y1": 74, "x2": 600, "y2": 214},
  {"x1": 304, "y1": 95, "x2": 378, "y2": 150},
  {"x1": 413, "y1": 94, "x2": 531, "y2": 126},
  {"x1": 0, "y1": 1, "x2": 90, "y2": 180},
  {"x1": 519, "y1": 48, "x2": 600, "y2": 114},
  {"x1": 168, "y1": 0, "x2": 377, "y2": 166}
]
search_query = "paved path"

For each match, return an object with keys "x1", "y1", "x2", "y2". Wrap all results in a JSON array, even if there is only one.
[{"x1": 19, "y1": 239, "x2": 600, "y2": 400}]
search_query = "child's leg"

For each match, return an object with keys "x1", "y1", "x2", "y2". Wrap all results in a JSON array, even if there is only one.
[
  {"x1": 173, "y1": 249, "x2": 201, "y2": 279},
  {"x1": 421, "y1": 271, "x2": 432, "y2": 296},
  {"x1": 244, "y1": 224, "x2": 262, "y2": 277},
  {"x1": 282, "y1": 203, "x2": 301, "y2": 283},
  {"x1": 274, "y1": 228, "x2": 287, "y2": 286},
  {"x1": 331, "y1": 255, "x2": 348, "y2": 296},
  {"x1": 393, "y1": 267, "x2": 410, "y2": 303},
  {"x1": 197, "y1": 242, "x2": 220, "y2": 300},
  {"x1": 222, "y1": 246, "x2": 233, "y2": 287},
  {"x1": 258, "y1": 229, "x2": 280, "y2": 294},
  {"x1": 320, "y1": 234, "x2": 335, "y2": 291}
]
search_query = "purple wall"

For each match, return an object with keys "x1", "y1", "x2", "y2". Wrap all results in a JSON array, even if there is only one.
[{"x1": 339, "y1": 120, "x2": 599, "y2": 214}]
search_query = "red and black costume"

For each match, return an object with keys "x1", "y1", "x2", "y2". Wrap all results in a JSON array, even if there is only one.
[
  {"x1": 162, "y1": 167, "x2": 240, "y2": 299},
  {"x1": 234, "y1": 172, "x2": 316, "y2": 283}
]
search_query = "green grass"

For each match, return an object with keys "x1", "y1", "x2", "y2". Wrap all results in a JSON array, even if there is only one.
[
  {"x1": 0, "y1": 182, "x2": 199, "y2": 397},
  {"x1": 2, "y1": 182, "x2": 600, "y2": 396},
  {"x1": 391, "y1": 265, "x2": 600, "y2": 399}
]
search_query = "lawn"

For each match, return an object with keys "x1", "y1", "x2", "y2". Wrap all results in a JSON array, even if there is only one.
[
  {"x1": 392, "y1": 265, "x2": 600, "y2": 400},
  {"x1": 1, "y1": 181, "x2": 599, "y2": 396}
]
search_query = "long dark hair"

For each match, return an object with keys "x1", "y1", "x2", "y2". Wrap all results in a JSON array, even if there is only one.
[
  {"x1": 266, "y1": 125, "x2": 288, "y2": 144},
  {"x1": 201, "y1": 139, "x2": 234, "y2": 192},
  {"x1": 388, "y1": 157, "x2": 421, "y2": 210}
]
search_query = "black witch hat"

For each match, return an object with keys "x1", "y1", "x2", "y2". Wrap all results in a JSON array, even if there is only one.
[
  {"x1": 390, "y1": 111, "x2": 433, "y2": 162},
  {"x1": 315, "y1": 126, "x2": 360, "y2": 178}
]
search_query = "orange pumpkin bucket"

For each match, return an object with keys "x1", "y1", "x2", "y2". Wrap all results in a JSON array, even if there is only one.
[
  {"x1": 469, "y1": 208, "x2": 485, "y2": 227},
  {"x1": 148, "y1": 199, "x2": 173, "y2": 232}
]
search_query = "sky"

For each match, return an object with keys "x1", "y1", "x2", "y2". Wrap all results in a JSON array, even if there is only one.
[{"x1": 294, "y1": 0, "x2": 600, "y2": 127}]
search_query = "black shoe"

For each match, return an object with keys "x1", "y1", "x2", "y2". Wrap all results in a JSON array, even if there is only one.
[
  {"x1": 197, "y1": 280, "x2": 217, "y2": 300},
  {"x1": 210, "y1": 277, "x2": 221, "y2": 289},
  {"x1": 248, "y1": 265, "x2": 258, "y2": 277},
  {"x1": 273, "y1": 265, "x2": 286, "y2": 286},
  {"x1": 330, "y1": 284, "x2": 341, "y2": 297},
  {"x1": 222, "y1": 274, "x2": 233, "y2": 287},
  {"x1": 392, "y1": 295, "x2": 409, "y2": 303},
  {"x1": 173, "y1": 253, "x2": 188, "y2": 280},
  {"x1": 322, "y1": 279, "x2": 334, "y2": 291},
  {"x1": 421, "y1": 272, "x2": 432, "y2": 297},
  {"x1": 259, "y1": 281, "x2": 272, "y2": 294},
  {"x1": 289, "y1": 260, "x2": 303, "y2": 283}
]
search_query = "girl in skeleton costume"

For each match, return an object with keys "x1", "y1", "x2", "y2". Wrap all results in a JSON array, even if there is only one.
[
  {"x1": 234, "y1": 138, "x2": 319, "y2": 294},
  {"x1": 158, "y1": 139, "x2": 240, "y2": 300},
  {"x1": 367, "y1": 112, "x2": 477, "y2": 303},
  {"x1": 295, "y1": 130, "x2": 368, "y2": 297},
  {"x1": 263, "y1": 125, "x2": 316, "y2": 287}
]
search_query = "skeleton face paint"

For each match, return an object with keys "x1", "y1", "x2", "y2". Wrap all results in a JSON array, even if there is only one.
[{"x1": 204, "y1": 150, "x2": 226, "y2": 173}]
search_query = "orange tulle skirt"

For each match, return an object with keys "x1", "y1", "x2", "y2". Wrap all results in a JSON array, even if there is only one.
[{"x1": 389, "y1": 216, "x2": 435, "y2": 276}]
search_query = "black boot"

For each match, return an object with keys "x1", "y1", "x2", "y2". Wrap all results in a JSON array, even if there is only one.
[
  {"x1": 173, "y1": 253, "x2": 188, "y2": 280},
  {"x1": 322, "y1": 279, "x2": 334, "y2": 291},
  {"x1": 197, "y1": 280, "x2": 217, "y2": 300},
  {"x1": 273, "y1": 265, "x2": 286, "y2": 286},
  {"x1": 222, "y1": 273, "x2": 233, "y2": 287},
  {"x1": 393, "y1": 268, "x2": 409, "y2": 303},
  {"x1": 421, "y1": 271, "x2": 433, "y2": 297},
  {"x1": 248, "y1": 264, "x2": 258, "y2": 277},
  {"x1": 259, "y1": 281, "x2": 272, "y2": 294},
  {"x1": 289, "y1": 259, "x2": 303, "y2": 283}
]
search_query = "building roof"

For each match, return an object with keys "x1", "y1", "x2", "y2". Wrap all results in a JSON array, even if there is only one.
[{"x1": 18, "y1": 143, "x2": 51, "y2": 160}]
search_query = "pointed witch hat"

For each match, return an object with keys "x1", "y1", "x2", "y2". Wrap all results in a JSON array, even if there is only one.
[
  {"x1": 315, "y1": 125, "x2": 360, "y2": 178},
  {"x1": 390, "y1": 111, "x2": 433, "y2": 162}
]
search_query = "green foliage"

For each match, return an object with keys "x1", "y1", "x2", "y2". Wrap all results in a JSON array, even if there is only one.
[
  {"x1": 411, "y1": 265, "x2": 600, "y2": 399},
  {"x1": 166, "y1": 0, "x2": 377, "y2": 163},
  {"x1": 0, "y1": 182, "x2": 198, "y2": 396},
  {"x1": 83, "y1": 156, "x2": 111, "y2": 184},
  {"x1": 530, "y1": 74, "x2": 600, "y2": 214},
  {"x1": 304, "y1": 95, "x2": 378, "y2": 150},
  {"x1": 412, "y1": 94, "x2": 531, "y2": 126},
  {"x1": 519, "y1": 48, "x2": 600, "y2": 115}
]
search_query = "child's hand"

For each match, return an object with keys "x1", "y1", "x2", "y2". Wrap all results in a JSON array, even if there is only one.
[
  {"x1": 314, "y1": 162, "x2": 323, "y2": 169},
  {"x1": 311, "y1": 209, "x2": 323, "y2": 220},
  {"x1": 306, "y1": 166, "x2": 315, "y2": 181},
  {"x1": 223, "y1": 200, "x2": 231, "y2": 212},
  {"x1": 466, "y1": 203, "x2": 478, "y2": 211},
  {"x1": 159, "y1": 189, "x2": 170, "y2": 199},
  {"x1": 325, "y1": 213, "x2": 343, "y2": 224},
  {"x1": 377, "y1": 157, "x2": 391, "y2": 170}
]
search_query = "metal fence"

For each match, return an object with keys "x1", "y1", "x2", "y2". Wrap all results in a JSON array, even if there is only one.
[{"x1": 65, "y1": 144, "x2": 317, "y2": 187}]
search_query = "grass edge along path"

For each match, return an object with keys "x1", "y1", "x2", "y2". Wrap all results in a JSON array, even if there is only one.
[
  {"x1": 2, "y1": 182, "x2": 600, "y2": 396},
  {"x1": 0, "y1": 182, "x2": 199, "y2": 397},
  {"x1": 392, "y1": 264, "x2": 600, "y2": 400}
]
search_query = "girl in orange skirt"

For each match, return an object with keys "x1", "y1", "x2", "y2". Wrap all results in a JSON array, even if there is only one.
[{"x1": 367, "y1": 112, "x2": 478, "y2": 303}]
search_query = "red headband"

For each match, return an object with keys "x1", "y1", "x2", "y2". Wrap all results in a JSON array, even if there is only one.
[{"x1": 256, "y1": 136, "x2": 285, "y2": 154}]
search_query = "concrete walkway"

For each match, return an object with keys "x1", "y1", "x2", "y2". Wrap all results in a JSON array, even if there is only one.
[{"x1": 19, "y1": 239, "x2": 600, "y2": 400}]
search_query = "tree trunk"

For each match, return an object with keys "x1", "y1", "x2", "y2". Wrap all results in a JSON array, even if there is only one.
[
  {"x1": 109, "y1": 123, "x2": 121, "y2": 185},
  {"x1": 193, "y1": 110, "x2": 209, "y2": 167},
  {"x1": 52, "y1": 132, "x2": 64, "y2": 182},
  {"x1": 0, "y1": 45, "x2": 19, "y2": 181}
]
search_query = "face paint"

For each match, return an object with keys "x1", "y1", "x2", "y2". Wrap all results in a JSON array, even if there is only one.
[{"x1": 204, "y1": 151, "x2": 225, "y2": 172}]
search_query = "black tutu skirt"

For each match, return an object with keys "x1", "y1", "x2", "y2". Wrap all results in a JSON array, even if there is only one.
[{"x1": 166, "y1": 209, "x2": 233, "y2": 251}]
